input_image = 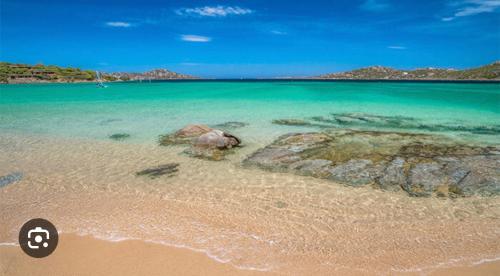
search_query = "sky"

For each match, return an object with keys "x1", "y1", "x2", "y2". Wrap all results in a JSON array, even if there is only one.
[{"x1": 1, "y1": 0, "x2": 499, "y2": 78}]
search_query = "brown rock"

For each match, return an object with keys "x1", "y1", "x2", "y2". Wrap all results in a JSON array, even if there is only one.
[
  {"x1": 159, "y1": 124, "x2": 212, "y2": 146},
  {"x1": 160, "y1": 125, "x2": 242, "y2": 161}
]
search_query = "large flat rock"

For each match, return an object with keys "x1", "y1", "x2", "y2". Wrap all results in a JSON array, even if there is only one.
[{"x1": 243, "y1": 130, "x2": 500, "y2": 197}]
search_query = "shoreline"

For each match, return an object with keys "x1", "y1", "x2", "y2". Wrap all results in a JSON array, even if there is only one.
[
  {"x1": 1, "y1": 234, "x2": 499, "y2": 276},
  {"x1": 0, "y1": 234, "x2": 272, "y2": 276},
  {"x1": 2, "y1": 78, "x2": 500, "y2": 85}
]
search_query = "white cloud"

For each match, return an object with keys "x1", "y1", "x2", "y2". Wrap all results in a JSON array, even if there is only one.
[
  {"x1": 442, "y1": 0, "x2": 500, "y2": 21},
  {"x1": 388, "y1": 46, "x2": 407, "y2": 50},
  {"x1": 361, "y1": 0, "x2": 390, "y2": 11},
  {"x1": 181, "y1": 35, "x2": 211, "y2": 42},
  {"x1": 176, "y1": 5, "x2": 253, "y2": 17},
  {"x1": 106, "y1": 21, "x2": 131, "y2": 27}
]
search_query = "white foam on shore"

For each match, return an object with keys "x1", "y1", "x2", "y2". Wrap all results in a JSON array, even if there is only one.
[
  {"x1": 390, "y1": 255, "x2": 500, "y2": 274},
  {"x1": 74, "y1": 231, "x2": 275, "y2": 272},
  {"x1": 0, "y1": 242, "x2": 18, "y2": 246},
  {"x1": 472, "y1": 256, "x2": 500, "y2": 265},
  {"x1": 0, "y1": 230, "x2": 273, "y2": 272},
  {"x1": 75, "y1": 228, "x2": 500, "y2": 274},
  {"x1": 143, "y1": 238, "x2": 273, "y2": 271}
]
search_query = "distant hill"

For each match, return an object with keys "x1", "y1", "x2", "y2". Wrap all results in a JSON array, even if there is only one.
[
  {"x1": 317, "y1": 61, "x2": 500, "y2": 81},
  {"x1": 110, "y1": 69, "x2": 196, "y2": 81},
  {"x1": 0, "y1": 62, "x2": 101, "y2": 84},
  {"x1": 0, "y1": 62, "x2": 196, "y2": 84}
]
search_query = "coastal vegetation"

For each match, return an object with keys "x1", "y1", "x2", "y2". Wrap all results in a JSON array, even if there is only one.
[
  {"x1": 0, "y1": 62, "x2": 105, "y2": 83},
  {"x1": 0, "y1": 62, "x2": 195, "y2": 84}
]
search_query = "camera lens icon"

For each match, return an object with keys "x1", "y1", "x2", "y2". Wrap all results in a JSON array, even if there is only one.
[
  {"x1": 19, "y1": 218, "x2": 58, "y2": 258},
  {"x1": 28, "y1": 227, "x2": 50, "y2": 249}
]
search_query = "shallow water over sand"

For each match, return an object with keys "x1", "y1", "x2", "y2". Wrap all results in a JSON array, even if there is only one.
[
  {"x1": 1, "y1": 133, "x2": 499, "y2": 274},
  {"x1": 1, "y1": 81, "x2": 500, "y2": 274}
]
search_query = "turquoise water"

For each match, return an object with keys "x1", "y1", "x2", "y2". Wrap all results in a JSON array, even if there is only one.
[{"x1": 1, "y1": 81, "x2": 499, "y2": 145}]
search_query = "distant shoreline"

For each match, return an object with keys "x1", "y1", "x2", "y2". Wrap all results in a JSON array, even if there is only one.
[
  {"x1": 2, "y1": 78, "x2": 499, "y2": 85},
  {"x1": 2, "y1": 61, "x2": 499, "y2": 84}
]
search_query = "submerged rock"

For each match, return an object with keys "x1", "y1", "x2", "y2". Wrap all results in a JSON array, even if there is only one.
[
  {"x1": 160, "y1": 124, "x2": 242, "y2": 161},
  {"x1": 272, "y1": 119, "x2": 313, "y2": 126},
  {"x1": 331, "y1": 113, "x2": 416, "y2": 127},
  {"x1": 276, "y1": 113, "x2": 500, "y2": 136},
  {"x1": 109, "y1": 133, "x2": 131, "y2": 141},
  {"x1": 329, "y1": 113, "x2": 500, "y2": 135},
  {"x1": 328, "y1": 159, "x2": 384, "y2": 186},
  {"x1": 0, "y1": 172, "x2": 23, "y2": 188},
  {"x1": 444, "y1": 156, "x2": 500, "y2": 197},
  {"x1": 378, "y1": 157, "x2": 406, "y2": 192},
  {"x1": 405, "y1": 162, "x2": 447, "y2": 197},
  {"x1": 136, "y1": 163, "x2": 179, "y2": 179},
  {"x1": 99, "y1": 118, "x2": 123, "y2": 125},
  {"x1": 243, "y1": 129, "x2": 500, "y2": 197},
  {"x1": 212, "y1": 121, "x2": 249, "y2": 129}
]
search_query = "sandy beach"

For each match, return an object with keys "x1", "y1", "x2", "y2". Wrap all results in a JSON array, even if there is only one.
[
  {"x1": 1, "y1": 132, "x2": 500, "y2": 275},
  {"x1": 1, "y1": 234, "x2": 499, "y2": 276},
  {"x1": 0, "y1": 234, "x2": 270, "y2": 276},
  {"x1": 2, "y1": 0, "x2": 500, "y2": 272}
]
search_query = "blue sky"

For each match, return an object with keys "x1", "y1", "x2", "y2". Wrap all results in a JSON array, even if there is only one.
[{"x1": 1, "y1": 0, "x2": 499, "y2": 78}]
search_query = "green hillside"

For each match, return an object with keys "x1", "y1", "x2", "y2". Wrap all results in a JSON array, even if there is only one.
[{"x1": 0, "y1": 62, "x2": 117, "y2": 83}]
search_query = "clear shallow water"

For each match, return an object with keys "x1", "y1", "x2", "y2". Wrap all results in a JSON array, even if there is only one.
[
  {"x1": 1, "y1": 81, "x2": 500, "y2": 273},
  {"x1": 1, "y1": 81, "x2": 499, "y2": 145}
]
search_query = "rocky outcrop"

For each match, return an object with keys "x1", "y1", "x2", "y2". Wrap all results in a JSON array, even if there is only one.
[
  {"x1": 243, "y1": 130, "x2": 500, "y2": 197},
  {"x1": 194, "y1": 130, "x2": 240, "y2": 148},
  {"x1": 159, "y1": 124, "x2": 242, "y2": 161},
  {"x1": 159, "y1": 124, "x2": 213, "y2": 146}
]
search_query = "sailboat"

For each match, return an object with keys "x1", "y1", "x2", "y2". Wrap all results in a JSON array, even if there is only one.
[{"x1": 95, "y1": 71, "x2": 108, "y2": 88}]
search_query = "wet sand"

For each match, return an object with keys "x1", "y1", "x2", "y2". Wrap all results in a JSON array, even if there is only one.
[
  {"x1": 429, "y1": 260, "x2": 500, "y2": 276},
  {"x1": 1, "y1": 132, "x2": 500, "y2": 274},
  {"x1": 0, "y1": 234, "x2": 270, "y2": 276},
  {"x1": 1, "y1": 234, "x2": 499, "y2": 276}
]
